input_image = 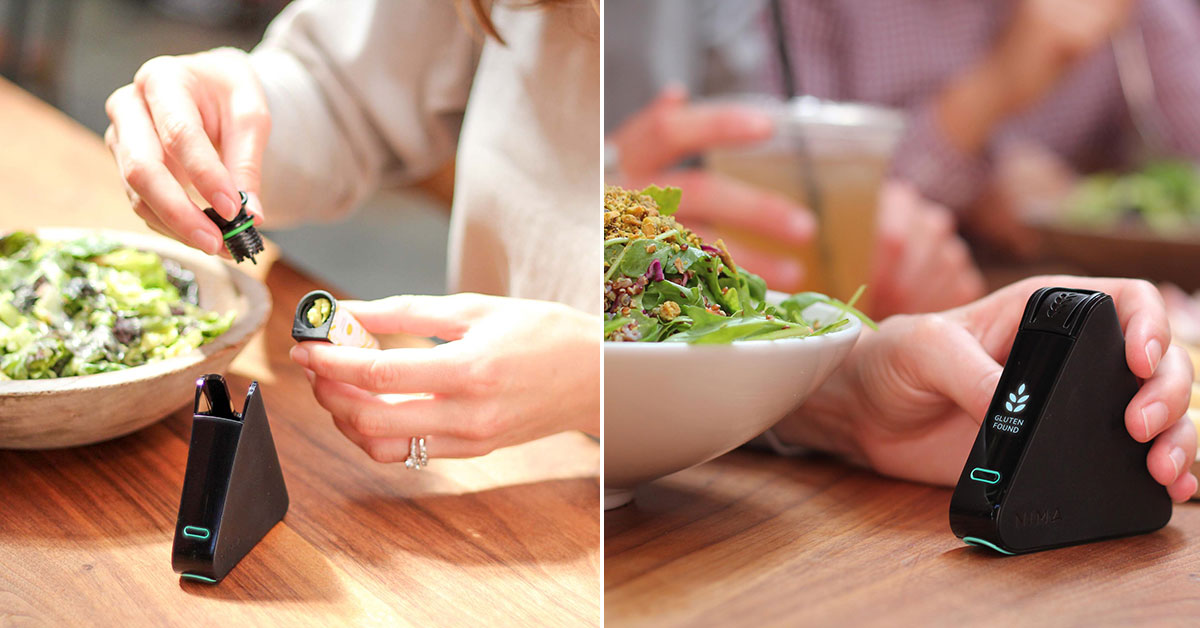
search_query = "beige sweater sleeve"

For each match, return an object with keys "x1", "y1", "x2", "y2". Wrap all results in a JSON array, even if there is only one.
[{"x1": 248, "y1": 0, "x2": 480, "y2": 226}]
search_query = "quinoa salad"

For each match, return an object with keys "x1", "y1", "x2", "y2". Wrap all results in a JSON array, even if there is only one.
[{"x1": 603, "y1": 185, "x2": 873, "y2": 343}]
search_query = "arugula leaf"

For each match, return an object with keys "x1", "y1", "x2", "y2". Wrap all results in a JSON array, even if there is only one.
[
  {"x1": 639, "y1": 185, "x2": 682, "y2": 216},
  {"x1": 604, "y1": 316, "x2": 632, "y2": 337},
  {"x1": 604, "y1": 187, "x2": 876, "y2": 343}
]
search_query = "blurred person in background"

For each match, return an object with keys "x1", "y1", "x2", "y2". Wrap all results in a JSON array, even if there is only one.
[
  {"x1": 774, "y1": 0, "x2": 1200, "y2": 244},
  {"x1": 103, "y1": 0, "x2": 601, "y2": 464},
  {"x1": 606, "y1": 2, "x2": 1200, "y2": 500},
  {"x1": 605, "y1": 0, "x2": 986, "y2": 319}
]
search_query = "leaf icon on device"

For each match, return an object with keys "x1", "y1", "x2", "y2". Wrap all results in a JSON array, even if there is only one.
[{"x1": 1005, "y1": 384, "x2": 1029, "y2": 414}]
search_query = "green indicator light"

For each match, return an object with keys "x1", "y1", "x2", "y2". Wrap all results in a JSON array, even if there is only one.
[
  {"x1": 970, "y1": 467, "x2": 1001, "y2": 484},
  {"x1": 182, "y1": 526, "x2": 211, "y2": 540},
  {"x1": 963, "y1": 536, "x2": 1016, "y2": 555},
  {"x1": 181, "y1": 573, "x2": 219, "y2": 584},
  {"x1": 222, "y1": 218, "x2": 256, "y2": 240}
]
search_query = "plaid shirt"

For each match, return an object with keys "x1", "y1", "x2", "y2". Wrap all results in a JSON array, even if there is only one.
[{"x1": 773, "y1": 0, "x2": 1200, "y2": 210}]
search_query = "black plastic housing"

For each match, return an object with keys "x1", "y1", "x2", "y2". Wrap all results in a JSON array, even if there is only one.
[
  {"x1": 172, "y1": 374, "x2": 289, "y2": 583},
  {"x1": 203, "y1": 191, "x2": 263, "y2": 264},
  {"x1": 291, "y1": 289, "x2": 336, "y2": 343},
  {"x1": 949, "y1": 287, "x2": 1171, "y2": 554}
]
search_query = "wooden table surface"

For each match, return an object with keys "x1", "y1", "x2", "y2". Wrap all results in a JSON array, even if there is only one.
[
  {"x1": 0, "y1": 78, "x2": 600, "y2": 626},
  {"x1": 607, "y1": 441, "x2": 1200, "y2": 626}
]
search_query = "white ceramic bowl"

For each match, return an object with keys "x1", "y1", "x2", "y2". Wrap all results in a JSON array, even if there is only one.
[
  {"x1": 0, "y1": 228, "x2": 269, "y2": 449},
  {"x1": 604, "y1": 302, "x2": 862, "y2": 509}
]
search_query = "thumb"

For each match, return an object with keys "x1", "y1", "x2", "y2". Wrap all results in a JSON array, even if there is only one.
[
  {"x1": 912, "y1": 316, "x2": 1004, "y2": 423},
  {"x1": 338, "y1": 295, "x2": 481, "y2": 341}
]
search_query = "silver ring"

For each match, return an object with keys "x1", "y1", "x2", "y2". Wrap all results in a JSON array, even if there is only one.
[{"x1": 404, "y1": 436, "x2": 428, "y2": 470}]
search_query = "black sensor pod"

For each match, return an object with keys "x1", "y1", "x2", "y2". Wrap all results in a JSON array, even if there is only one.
[
  {"x1": 172, "y1": 374, "x2": 288, "y2": 583},
  {"x1": 203, "y1": 191, "x2": 264, "y2": 264},
  {"x1": 291, "y1": 289, "x2": 380, "y2": 349},
  {"x1": 949, "y1": 287, "x2": 1171, "y2": 554}
]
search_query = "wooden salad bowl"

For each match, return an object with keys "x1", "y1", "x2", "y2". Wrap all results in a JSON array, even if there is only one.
[{"x1": 0, "y1": 228, "x2": 270, "y2": 449}]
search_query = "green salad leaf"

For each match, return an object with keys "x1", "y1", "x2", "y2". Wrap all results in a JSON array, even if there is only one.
[
  {"x1": 0, "y1": 232, "x2": 234, "y2": 379},
  {"x1": 1065, "y1": 160, "x2": 1200, "y2": 234},
  {"x1": 603, "y1": 186, "x2": 874, "y2": 343},
  {"x1": 639, "y1": 185, "x2": 682, "y2": 216}
]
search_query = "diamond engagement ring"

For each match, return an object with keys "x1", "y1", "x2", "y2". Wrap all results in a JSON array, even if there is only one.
[{"x1": 404, "y1": 436, "x2": 428, "y2": 470}]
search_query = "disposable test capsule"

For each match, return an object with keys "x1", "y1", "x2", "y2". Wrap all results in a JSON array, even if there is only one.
[{"x1": 291, "y1": 290, "x2": 380, "y2": 349}]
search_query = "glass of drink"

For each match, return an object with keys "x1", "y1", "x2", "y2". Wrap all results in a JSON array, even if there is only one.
[{"x1": 705, "y1": 96, "x2": 905, "y2": 307}]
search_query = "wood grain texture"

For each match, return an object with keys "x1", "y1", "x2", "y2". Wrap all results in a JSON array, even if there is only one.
[
  {"x1": 606, "y1": 450, "x2": 1200, "y2": 627},
  {"x1": 0, "y1": 78, "x2": 600, "y2": 626}
]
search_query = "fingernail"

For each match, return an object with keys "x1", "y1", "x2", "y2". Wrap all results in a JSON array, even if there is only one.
[
  {"x1": 190, "y1": 229, "x2": 220, "y2": 255},
  {"x1": 244, "y1": 192, "x2": 264, "y2": 223},
  {"x1": 303, "y1": 368, "x2": 315, "y2": 383},
  {"x1": 213, "y1": 191, "x2": 239, "y2": 220},
  {"x1": 291, "y1": 345, "x2": 309, "y2": 367},
  {"x1": 1145, "y1": 339, "x2": 1163, "y2": 374},
  {"x1": 1141, "y1": 401, "x2": 1167, "y2": 440},
  {"x1": 1170, "y1": 446, "x2": 1187, "y2": 478}
]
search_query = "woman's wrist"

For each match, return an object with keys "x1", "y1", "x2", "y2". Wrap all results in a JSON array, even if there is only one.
[
  {"x1": 566, "y1": 311, "x2": 603, "y2": 437},
  {"x1": 770, "y1": 336, "x2": 874, "y2": 465}
]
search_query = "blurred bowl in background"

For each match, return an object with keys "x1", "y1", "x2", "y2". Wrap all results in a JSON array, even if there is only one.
[
  {"x1": 1001, "y1": 151, "x2": 1200, "y2": 290},
  {"x1": 1026, "y1": 218, "x2": 1200, "y2": 292},
  {"x1": 0, "y1": 228, "x2": 269, "y2": 449}
]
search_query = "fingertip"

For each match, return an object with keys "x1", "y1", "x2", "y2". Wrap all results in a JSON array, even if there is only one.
[
  {"x1": 212, "y1": 190, "x2": 240, "y2": 221},
  {"x1": 753, "y1": 197, "x2": 815, "y2": 245},
  {"x1": 290, "y1": 344, "x2": 310, "y2": 368},
  {"x1": 771, "y1": 261, "x2": 805, "y2": 290},
  {"x1": 1125, "y1": 332, "x2": 1155, "y2": 380},
  {"x1": 188, "y1": 228, "x2": 221, "y2": 256},
  {"x1": 243, "y1": 191, "x2": 265, "y2": 224},
  {"x1": 783, "y1": 206, "x2": 816, "y2": 243},
  {"x1": 1148, "y1": 450, "x2": 1176, "y2": 486},
  {"x1": 1132, "y1": 400, "x2": 1168, "y2": 443},
  {"x1": 703, "y1": 106, "x2": 774, "y2": 142},
  {"x1": 964, "y1": 366, "x2": 1003, "y2": 426},
  {"x1": 1181, "y1": 411, "x2": 1198, "y2": 458},
  {"x1": 1170, "y1": 446, "x2": 1188, "y2": 481},
  {"x1": 1145, "y1": 338, "x2": 1164, "y2": 377},
  {"x1": 1149, "y1": 442, "x2": 1188, "y2": 487},
  {"x1": 1169, "y1": 472, "x2": 1197, "y2": 503},
  {"x1": 740, "y1": 110, "x2": 774, "y2": 138}
]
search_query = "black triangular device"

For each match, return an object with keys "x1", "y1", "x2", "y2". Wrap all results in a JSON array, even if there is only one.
[
  {"x1": 949, "y1": 287, "x2": 1171, "y2": 554},
  {"x1": 172, "y1": 374, "x2": 289, "y2": 583}
]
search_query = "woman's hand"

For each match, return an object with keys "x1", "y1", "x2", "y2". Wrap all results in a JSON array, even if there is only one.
[
  {"x1": 608, "y1": 86, "x2": 815, "y2": 289},
  {"x1": 870, "y1": 181, "x2": 986, "y2": 318},
  {"x1": 104, "y1": 47, "x2": 270, "y2": 255},
  {"x1": 289, "y1": 293, "x2": 601, "y2": 462},
  {"x1": 774, "y1": 276, "x2": 1198, "y2": 502}
]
